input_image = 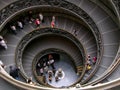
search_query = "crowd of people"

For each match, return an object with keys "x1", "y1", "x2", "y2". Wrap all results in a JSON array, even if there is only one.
[
  {"x1": 7, "y1": 11, "x2": 56, "y2": 36},
  {"x1": 0, "y1": 11, "x2": 98, "y2": 86},
  {"x1": 47, "y1": 68, "x2": 65, "y2": 83},
  {"x1": 0, "y1": 12, "x2": 56, "y2": 49},
  {"x1": 36, "y1": 54, "x2": 65, "y2": 83},
  {"x1": 9, "y1": 19, "x2": 25, "y2": 35},
  {"x1": 27, "y1": 11, "x2": 55, "y2": 28},
  {"x1": 86, "y1": 55, "x2": 97, "y2": 72},
  {"x1": 37, "y1": 54, "x2": 55, "y2": 76},
  {"x1": 0, "y1": 12, "x2": 57, "y2": 85}
]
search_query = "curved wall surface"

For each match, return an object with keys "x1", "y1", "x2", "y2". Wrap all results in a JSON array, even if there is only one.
[{"x1": 0, "y1": 0, "x2": 120, "y2": 90}]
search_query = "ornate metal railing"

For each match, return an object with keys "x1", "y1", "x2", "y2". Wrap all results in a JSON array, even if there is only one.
[
  {"x1": 0, "y1": 0, "x2": 119, "y2": 89},
  {"x1": 1, "y1": 62, "x2": 120, "y2": 90},
  {"x1": 0, "y1": 0, "x2": 102, "y2": 50},
  {"x1": 111, "y1": 0, "x2": 120, "y2": 25},
  {"x1": 32, "y1": 48, "x2": 79, "y2": 86},
  {"x1": 15, "y1": 27, "x2": 85, "y2": 80},
  {"x1": 82, "y1": 42, "x2": 120, "y2": 86},
  {"x1": 0, "y1": 0, "x2": 103, "y2": 83},
  {"x1": 112, "y1": 0, "x2": 120, "y2": 15}
]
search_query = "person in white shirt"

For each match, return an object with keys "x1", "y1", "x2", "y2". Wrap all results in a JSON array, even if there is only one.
[
  {"x1": 10, "y1": 25, "x2": 17, "y2": 35},
  {"x1": 52, "y1": 16, "x2": 55, "y2": 22},
  {"x1": 39, "y1": 13, "x2": 44, "y2": 23},
  {"x1": 17, "y1": 21, "x2": 23, "y2": 29},
  {"x1": 48, "y1": 54, "x2": 55, "y2": 69},
  {"x1": 55, "y1": 68, "x2": 65, "y2": 80},
  {"x1": 0, "y1": 37, "x2": 7, "y2": 50},
  {"x1": 48, "y1": 58, "x2": 55, "y2": 70},
  {"x1": 0, "y1": 35, "x2": 3, "y2": 39}
]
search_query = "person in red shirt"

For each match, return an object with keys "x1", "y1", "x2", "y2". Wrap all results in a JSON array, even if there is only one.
[
  {"x1": 93, "y1": 57, "x2": 97, "y2": 64},
  {"x1": 51, "y1": 20, "x2": 55, "y2": 28},
  {"x1": 35, "y1": 18, "x2": 41, "y2": 28}
]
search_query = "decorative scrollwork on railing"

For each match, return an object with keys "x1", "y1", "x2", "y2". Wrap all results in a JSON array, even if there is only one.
[
  {"x1": 15, "y1": 28, "x2": 85, "y2": 78},
  {"x1": 112, "y1": 0, "x2": 120, "y2": 15},
  {"x1": 0, "y1": 0, "x2": 102, "y2": 58},
  {"x1": 0, "y1": 0, "x2": 103, "y2": 67},
  {"x1": 111, "y1": 0, "x2": 120, "y2": 74},
  {"x1": 32, "y1": 48, "x2": 79, "y2": 85}
]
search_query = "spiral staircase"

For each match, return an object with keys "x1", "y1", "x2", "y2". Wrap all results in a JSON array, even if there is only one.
[{"x1": 0, "y1": 0, "x2": 120, "y2": 90}]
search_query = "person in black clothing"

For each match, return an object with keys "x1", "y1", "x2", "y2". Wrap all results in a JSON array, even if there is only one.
[
  {"x1": 48, "y1": 70, "x2": 53, "y2": 82},
  {"x1": 28, "y1": 11, "x2": 34, "y2": 23},
  {"x1": 26, "y1": 77, "x2": 34, "y2": 85},
  {"x1": 37, "y1": 61, "x2": 44, "y2": 76},
  {"x1": 9, "y1": 66, "x2": 20, "y2": 80}
]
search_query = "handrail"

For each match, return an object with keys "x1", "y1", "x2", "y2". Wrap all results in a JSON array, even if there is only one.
[
  {"x1": 0, "y1": 66, "x2": 59, "y2": 90},
  {"x1": 0, "y1": 0, "x2": 103, "y2": 85},
  {"x1": 82, "y1": 42, "x2": 120, "y2": 86},
  {"x1": 80, "y1": 70, "x2": 120, "y2": 90},
  {"x1": 90, "y1": 0, "x2": 119, "y2": 26},
  {"x1": 32, "y1": 48, "x2": 79, "y2": 86},
  {"x1": 0, "y1": 0, "x2": 106, "y2": 87},
  {"x1": 1, "y1": 59, "x2": 120, "y2": 90},
  {"x1": 15, "y1": 27, "x2": 85, "y2": 83},
  {"x1": 80, "y1": 28, "x2": 103, "y2": 84},
  {"x1": 0, "y1": 0, "x2": 103, "y2": 60},
  {"x1": 80, "y1": 0, "x2": 120, "y2": 84},
  {"x1": 110, "y1": 0, "x2": 120, "y2": 27},
  {"x1": 79, "y1": 0, "x2": 120, "y2": 84}
]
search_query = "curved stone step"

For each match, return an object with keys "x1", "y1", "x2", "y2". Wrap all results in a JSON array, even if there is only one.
[
  {"x1": 0, "y1": 0, "x2": 119, "y2": 86},
  {"x1": 71, "y1": 0, "x2": 120, "y2": 83}
]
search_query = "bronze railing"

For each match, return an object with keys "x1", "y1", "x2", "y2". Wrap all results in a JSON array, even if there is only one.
[
  {"x1": 0, "y1": 0, "x2": 103, "y2": 86},
  {"x1": 15, "y1": 27, "x2": 86, "y2": 82}
]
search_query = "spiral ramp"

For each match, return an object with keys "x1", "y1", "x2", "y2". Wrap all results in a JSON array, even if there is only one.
[{"x1": 0, "y1": 0, "x2": 120, "y2": 90}]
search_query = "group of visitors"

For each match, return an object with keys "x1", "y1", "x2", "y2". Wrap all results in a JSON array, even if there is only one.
[
  {"x1": 37, "y1": 54, "x2": 55, "y2": 76},
  {"x1": 9, "y1": 20, "x2": 24, "y2": 35},
  {"x1": 0, "y1": 12, "x2": 57, "y2": 50},
  {"x1": 8, "y1": 11, "x2": 56, "y2": 35},
  {"x1": 37, "y1": 54, "x2": 64, "y2": 83},
  {"x1": 34, "y1": 14, "x2": 55, "y2": 28},
  {"x1": 86, "y1": 55, "x2": 97, "y2": 71},
  {"x1": 34, "y1": 13, "x2": 44, "y2": 28},
  {"x1": 0, "y1": 11, "x2": 99, "y2": 86},
  {"x1": 0, "y1": 12, "x2": 57, "y2": 85},
  {"x1": 28, "y1": 11, "x2": 55, "y2": 28},
  {"x1": 37, "y1": 54, "x2": 55, "y2": 80},
  {"x1": 47, "y1": 68, "x2": 65, "y2": 83}
]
